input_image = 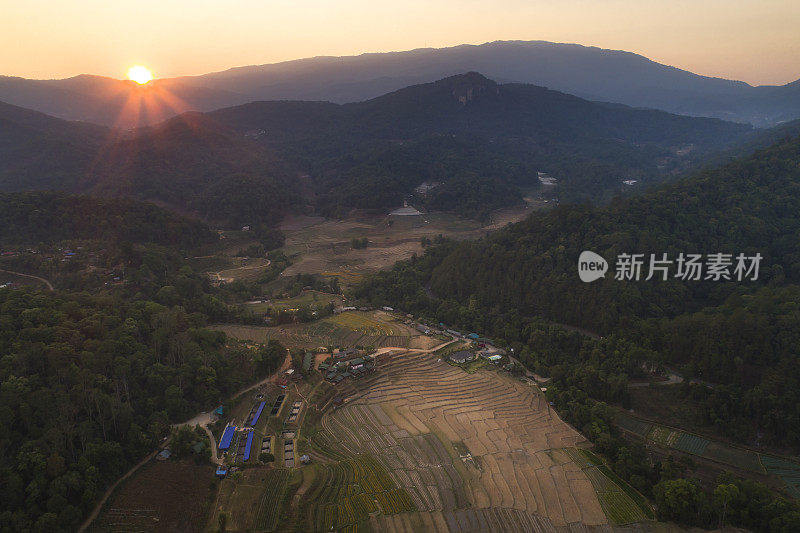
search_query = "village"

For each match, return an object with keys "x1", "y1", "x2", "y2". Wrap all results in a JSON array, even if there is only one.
[{"x1": 184, "y1": 306, "x2": 521, "y2": 482}]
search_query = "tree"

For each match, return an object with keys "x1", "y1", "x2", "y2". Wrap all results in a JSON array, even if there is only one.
[
  {"x1": 654, "y1": 478, "x2": 705, "y2": 525},
  {"x1": 713, "y1": 483, "x2": 739, "y2": 527}
]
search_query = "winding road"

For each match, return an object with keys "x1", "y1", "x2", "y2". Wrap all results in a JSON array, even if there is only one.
[{"x1": 0, "y1": 268, "x2": 54, "y2": 291}]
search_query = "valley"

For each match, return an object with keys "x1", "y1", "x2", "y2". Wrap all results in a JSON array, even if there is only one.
[{"x1": 3, "y1": 22, "x2": 800, "y2": 533}]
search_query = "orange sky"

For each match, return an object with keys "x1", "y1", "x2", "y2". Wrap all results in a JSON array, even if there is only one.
[{"x1": 1, "y1": 0, "x2": 798, "y2": 86}]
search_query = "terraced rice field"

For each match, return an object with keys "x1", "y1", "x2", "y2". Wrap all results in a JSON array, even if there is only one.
[
  {"x1": 307, "y1": 350, "x2": 621, "y2": 532},
  {"x1": 563, "y1": 449, "x2": 653, "y2": 525},
  {"x1": 701, "y1": 442, "x2": 764, "y2": 472},
  {"x1": 298, "y1": 455, "x2": 415, "y2": 531},
  {"x1": 245, "y1": 291, "x2": 341, "y2": 314}
]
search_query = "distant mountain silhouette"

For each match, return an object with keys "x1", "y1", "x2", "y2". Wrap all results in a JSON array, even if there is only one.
[
  {"x1": 1, "y1": 41, "x2": 798, "y2": 127},
  {"x1": 0, "y1": 74, "x2": 250, "y2": 128},
  {"x1": 182, "y1": 40, "x2": 800, "y2": 126}
]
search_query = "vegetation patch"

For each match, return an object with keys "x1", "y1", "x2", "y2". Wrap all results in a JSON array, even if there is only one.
[{"x1": 574, "y1": 449, "x2": 655, "y2": 524}]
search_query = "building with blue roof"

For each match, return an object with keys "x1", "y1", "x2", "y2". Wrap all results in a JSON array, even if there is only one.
[
  {"x1": 219, "y1": 426, "x2": 236, "y2": 451},
  {"x1": 247, "y1": 401, "x2": 266, "y2": 427},
  {"x1": 243, "y1": 431, "x2": 255, "y2": 461}
]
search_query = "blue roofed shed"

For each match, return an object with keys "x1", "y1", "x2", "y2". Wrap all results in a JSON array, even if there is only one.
[{"x1": 219, "y1": 426, "x2": 236, "y2": 450}]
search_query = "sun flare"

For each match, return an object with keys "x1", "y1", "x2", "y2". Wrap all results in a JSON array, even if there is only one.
[{"x1": 127, "y1": 65, "x2": 153, "y2": 84}]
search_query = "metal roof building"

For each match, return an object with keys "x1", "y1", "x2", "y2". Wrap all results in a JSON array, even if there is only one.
[
  {"x1": 243, "y1": 431, "x2": 255, "y2": 461},
  {"x1": 219, "y1": 426, "x2": 236, "y2": 451},
  {"x1": 449, "y1": 351, "x2": 474, "y2": 364}
]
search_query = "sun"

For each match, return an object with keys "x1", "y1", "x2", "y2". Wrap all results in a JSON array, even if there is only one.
[{"x1": 127, "y1": 65, "x2": 153, "y2": 85}]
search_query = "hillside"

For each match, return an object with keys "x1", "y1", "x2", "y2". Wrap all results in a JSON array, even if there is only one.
[
  {"x1": 0, "y1": 101, "x2": 104, "y2": 191},
  {"x1": 0, "y1": 73, "x2": 756, "y2": 221},
  {"x1": 208, "y1": 73, "x2": 755, "y2": 214},
  {"x1": 356, "y1": 132, "x2": 800, "y2": 452},
  {"x1": 0, "y1": 191, "x2": 216, "y2": 248},
  {"x1": 0, "y1": 102, "x2": 297, "y2": 226}
]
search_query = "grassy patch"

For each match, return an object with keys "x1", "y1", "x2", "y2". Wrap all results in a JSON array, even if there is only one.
[{"x1": 574, "y1": 448, "x2": 655, "y2": 524}]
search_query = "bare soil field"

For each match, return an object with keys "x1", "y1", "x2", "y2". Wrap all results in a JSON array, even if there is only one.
[
  {"x1": 278, "y1": 207, "x2": 534, "y2": 282},
  {"x1": 92, "y1": 460, "x2": 214, "y2": 533}
]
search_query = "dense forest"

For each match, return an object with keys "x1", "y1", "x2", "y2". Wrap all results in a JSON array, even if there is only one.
[
  {"x1": 355, "y1": 134, "x2": 800, "y2": 529},
  {"x1": 0, "y1": 289, "x2": 286, "y2": 531},
  {"x1": 0, "y1": 192, "x2": 217, "y2": 248}
]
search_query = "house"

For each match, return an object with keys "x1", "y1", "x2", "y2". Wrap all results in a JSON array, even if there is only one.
[
  {"x1": 156, "y1": 449, "x2": 172, "y2": 461},
  {"x1": 416, "y1": 324, "x2": 431, "y2": 335},
  {"x1": 538, "y1": 172, "x2": 557, "y2": 186},
  {"x1": 449, "y1": 351, "x2": 475, "y2": 364},
  {"x1": 215, "y1": 467, "x2": 228, "y2": 478},
  {"x1": 337, "y1": 348, "x2": 357, "y2": 359},
  {"x1": 382, "y1": 306, "x2": 394, "y2": 311}
]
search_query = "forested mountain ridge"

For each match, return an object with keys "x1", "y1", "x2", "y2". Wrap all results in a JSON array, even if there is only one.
[
  {"x1": 0, "y1": 72, "x2": 764, "y2": 222},
  {"x1": 208, "y1": 73, "x2": 755, "y2": 213},
  {"x1": 0, "y1": 101, "x2": 104, "y2": 192},
  {"x1": 425, "y1": 131, "x2": 800, "y2": 332},
  {"x1": 0, "y1": 191, "x2": 217, "y2": 248},
  {"x1": 355, "y1": 132, "x2": 800, "y2": 452},
  {"x1": 0, "y1": 102, "x2": 298, "y2": 227},
  {"x1": 1, "y1": 73, "x2": 757, "y2": 221}
]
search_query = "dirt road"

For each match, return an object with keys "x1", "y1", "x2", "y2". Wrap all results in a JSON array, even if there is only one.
[{"x1": 0, "y1": 268, "x2": 54, "y2": 291}]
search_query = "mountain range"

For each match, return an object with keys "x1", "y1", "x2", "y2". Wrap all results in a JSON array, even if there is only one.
[
  {"x1": 2, "y1": 41, "x2": 798, "y2": 128},
  {"x1": 0, "y1": 73, "x2": 756, "y2": 225}
]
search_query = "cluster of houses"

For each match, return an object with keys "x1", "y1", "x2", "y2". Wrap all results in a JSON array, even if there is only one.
[
  {"x1": 448, "y1": 346, "x2": 507, "y2": 365},
  {"x1": 318, "y1": 349, "x2": 376, "y2": 383}
]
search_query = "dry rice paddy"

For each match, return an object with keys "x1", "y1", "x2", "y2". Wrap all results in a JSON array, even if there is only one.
[{"x1": 307, "y1": 350, "x2": 625, "y2": 532}]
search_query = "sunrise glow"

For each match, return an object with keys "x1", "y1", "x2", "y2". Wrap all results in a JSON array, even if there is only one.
[{"x1": 127, "y1": 65, "x2": 153, "y2": 84}]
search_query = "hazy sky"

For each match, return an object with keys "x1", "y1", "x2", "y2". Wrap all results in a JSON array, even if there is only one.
[{"x1": 1, "y1": 0, "x2": 798, "y2": 85}]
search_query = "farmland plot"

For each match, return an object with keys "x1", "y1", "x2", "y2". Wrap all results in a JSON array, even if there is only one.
[
  {"x1": 216, "y1": 310, "x2": 422, "y2": 349},
  {"x1": 93, "y1": 461, "x2": 214, "y2": 533},
  {"x1": 309, "y1": 350, "x2": 619, "y2": 530}
]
